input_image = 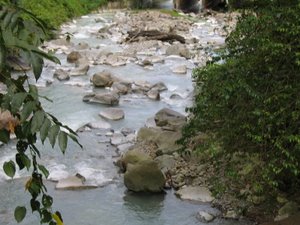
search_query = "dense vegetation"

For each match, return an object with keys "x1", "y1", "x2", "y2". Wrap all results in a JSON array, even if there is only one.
[
  {"x1": 2, "y1": 0, "x2": 108, "y2": 28},
  {"x1": 182, "y1": 0, "x2": 300, "y2": 200}
]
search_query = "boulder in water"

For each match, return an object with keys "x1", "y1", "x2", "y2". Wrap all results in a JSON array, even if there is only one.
[
  {"x1": 172, "y1": 65, "x2": 187, "y2": 74},
  {"x1": 166, "y1": 44, "x2": 191, "y2": 59},
  {"x1": 92, "y1": 70, "x2": 117, "y2": 87},
  {"x1": 70, "y1": 64, "x2": 89, "y2": 76},
  {"x1": 56, "y1": 174, "x2": 97, "y2": 190},
  {"x1": 124, "y1": 160, "x2": 165, "y2": 193}
]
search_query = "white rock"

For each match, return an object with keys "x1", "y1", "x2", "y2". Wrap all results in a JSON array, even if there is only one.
[
  {"x1": 172, "y1": 65, "x2": 187, "y2": 74},
  {"x1": 176, "y1": 186, "x2": 214, "y2": 203},
  {"x1": 197, "y1": 211, "x2": 215, "y2": 223},
  {"x1": 99, "y1": 108, "x2": 125, "y2": 121}
]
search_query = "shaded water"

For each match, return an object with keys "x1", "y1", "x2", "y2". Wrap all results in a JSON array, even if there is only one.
[{"x1": 0, "y1": 4, "x2": 253, "y2": 225}]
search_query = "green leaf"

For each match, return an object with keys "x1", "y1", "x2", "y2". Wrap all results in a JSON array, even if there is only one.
[
  {"x1": 31, "y1": 110, "x2": 45, "y2": 133},
  {"x1": 11, "y1": 92, "x2": 27, "y2": 113},
  {"x1": 42, "y1": 194, "x2": 53, "y2": 208},
  {"x1": 30, "y1": 51, "x2": 43, "y2": 81},
  {"x1": 3, "y1": 160, "x2": 15, "y2": 178},
  {"x1": 16, "y1": 153, "x2": 25, "y2": 170},
  {"x1": 21, "y1": 101, "x2": 35, "y2": 122},
  {"x1": 21, "y1": 153, "x2": 31, "y2": 170},
  {"x1": 14, "y1": 206, "x2": 26, "y2": 223},
  {"x1": 0, "y1": 129, "x2": 10, "y2": 143},
  {"x1": 40, "y1": 118, "x2": 51, "y2": 144},
  {"x1": 38, "y1": 164, "x2": 49, "y2": 178},
  {"x1": 47, "y1": 125, "x2": 59, "y2": 148},
  {"x1": 29, "y1": 85, "x2": 38, "y2": 100},
  {"x1": 58, "y1": 131, "x2": 68, "y2": 153},
  {"x1": 41, "y1": 209, "x2": 52, "y2": 223},
  {"x1": 30, "y1": 199, "x2": 40, "y2": 212}
]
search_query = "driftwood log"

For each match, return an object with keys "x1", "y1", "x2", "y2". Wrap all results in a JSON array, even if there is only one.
[{"x1": 126, "y1": 30, "x2": 185, "y2": 43}]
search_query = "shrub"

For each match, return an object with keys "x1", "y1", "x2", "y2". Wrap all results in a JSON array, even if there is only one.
[{"x1": 182, "y1": 0, "x2": 300, "y2": 191}]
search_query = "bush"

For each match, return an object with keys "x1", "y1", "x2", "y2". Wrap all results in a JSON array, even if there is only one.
[{"x1": 182, "y1": 0, "x2": 300, "y2": 191}]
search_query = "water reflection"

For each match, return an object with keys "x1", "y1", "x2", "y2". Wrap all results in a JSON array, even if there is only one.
[{"x1": 123, "y1": 191, "x2": 165, "y2": 224}]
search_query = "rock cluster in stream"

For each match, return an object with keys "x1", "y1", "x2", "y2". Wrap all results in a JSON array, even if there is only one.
[{"x1": 40, "y1": 9, "x2": 240, "y2": 223}]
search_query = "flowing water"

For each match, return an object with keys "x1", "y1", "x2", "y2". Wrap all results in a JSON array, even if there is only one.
[{"x1": 0, "y1": 4, "x2": 253, "y2": 225}]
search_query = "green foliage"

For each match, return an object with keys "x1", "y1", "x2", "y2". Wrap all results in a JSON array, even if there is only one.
[
  {"x1": 20, "y1": 0, "x2": 107, "y2": 28},
  {"x1": 1, "y1": 1, "x2": 82, "y2": 224},
  {"x1": 182, "y1": 0, "x2": 300, "y2": 192}
]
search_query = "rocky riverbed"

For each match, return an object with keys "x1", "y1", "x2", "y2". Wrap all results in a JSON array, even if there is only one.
[{"x1": 0, "y1": 8, "x2": 258, "y2": 225}]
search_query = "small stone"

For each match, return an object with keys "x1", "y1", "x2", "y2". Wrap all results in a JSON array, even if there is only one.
[
  {"x1": 197, "y1": 211, "x2": 215, "y2": 223},
  {"x1": 99, "y1": 108, "x2": 125, "y2": 120},
  {"x1": 67, "y1": 51, "x2": 81, "y2": 63},
  {"x1": 70, "y1": 65, "x2": 89, "y2": 76},
  {"x1": 172, "y1": 65, "x2": 187, "y2": 74},
  {"x1": 224, "y1": 210, "x2": 238, "y2": 219},
  {"x1": 147, "y1": 89, "x2": 160, "y2": 100},
  {"x1": 53, "y1": 69, "x2": 70, "y2": 81}
]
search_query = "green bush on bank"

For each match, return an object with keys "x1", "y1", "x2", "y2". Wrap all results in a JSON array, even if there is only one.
[
  {"x1": 20, "y1": 0, "x2": 107, "y2": 28},
  {"x1": 182, "y1": 0, "x2": 300, "y2": 194}
]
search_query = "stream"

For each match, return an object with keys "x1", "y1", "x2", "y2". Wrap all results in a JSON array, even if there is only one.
[{"x1": 0, "y1": 3, "x2": 253, "y2": 225}]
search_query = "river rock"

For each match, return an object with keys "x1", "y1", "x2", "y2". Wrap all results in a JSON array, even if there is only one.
[
  {"x1": 137, "y1": 127, "x2": 182, "y2": 154},
  {"x1": 166, "y1": 44, "x2": 190, "y2": 59},
  {"x1": 275, "y1": 201, "x2": 299, "y2": 221},
  {"x1": 67, "y1": 51, "x2": 82, "y2": 63},
  {"x1": 56, "y1": 174, "x2": 97, "y2": 190},
  {"x1": 92, "y1": 70, "x2": 116, "y2": 87},
  {"x1": 172, "y1": 65, "x2": 187, "y2": 74},
  {"x1": 110, "y1": 133, "x2": 127, "y2": 146},
  {"x1": 154, "y1": 108, "x2": 186, "y2": 131},
  {"x1": 53, "y1": 69, "x2": 70, "y2": 81},
  {"x1": 111, "y1": 81, "x2": 131, "y2": 95},
  {"x1": 83, "y1": 92, "x2": 119, "y2": 105},
  {"x1": 155, "y1": 155, "x2": 176, "y2": 173},
  {"x1": 87, "y1": 120, "x2": 112, "y2": 129},
  {"x1": 7, "y1": 56, "x2": 31, "y2": 71},
  {"x1": 197, "y1": 211, "x2": 215, "y2": 223},
  {"x1": 70, "y1": 64, "x2": 89, "y2": 76},
  {"x1": 116, "y1": 149, "x2": 151, "y2": 172},
  {"x1": 147, "y1": 89, "x2": 160, "y2": 100},
  {"x1": 176, "y1": 186, "x2": 214, "y2": 203},
  {"x1": 124, "y1": 159, "x2": 165, "y2": 193},
  {"x1": 99, "y1": 108, "x2": 125, "y2": 120},
  {"x1": 151, "y1": 82, "x2": 168, "y2": 92},
  {"x1": 105, "y1": 54, "x2": 126, "y2": 67}
]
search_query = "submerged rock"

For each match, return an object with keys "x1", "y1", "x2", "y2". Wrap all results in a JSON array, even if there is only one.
[
  {"x1": 56, "y1": 174, "x2": 97, "y2": 190},
  {"x1": 147, "y1": 89, "x2": 160, "y2": 100}
]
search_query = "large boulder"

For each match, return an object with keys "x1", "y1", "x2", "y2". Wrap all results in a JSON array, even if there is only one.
[
  {"x1": 118, "y1": 149, "x2": 151, "y2": 171},
  {"x1": 124, "y1": 159, "x2": 165, "y2": 193},
  {"x1": 83, "y1": 92, "x2": 119, "y2": 106},
  {"x1": 92, "y1": 70, "x2": 117, "y2": 87},
  {"x1": 154, "y1": 108, "x2": 186, "y2": 131},
  {"x1": 137, "y1": 127, "x2": 182, "y2": 154}
]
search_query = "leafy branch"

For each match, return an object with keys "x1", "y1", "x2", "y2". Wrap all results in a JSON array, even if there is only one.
[{"x1": 0, "y1": 1, "x2": 81, "y2": 224}]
